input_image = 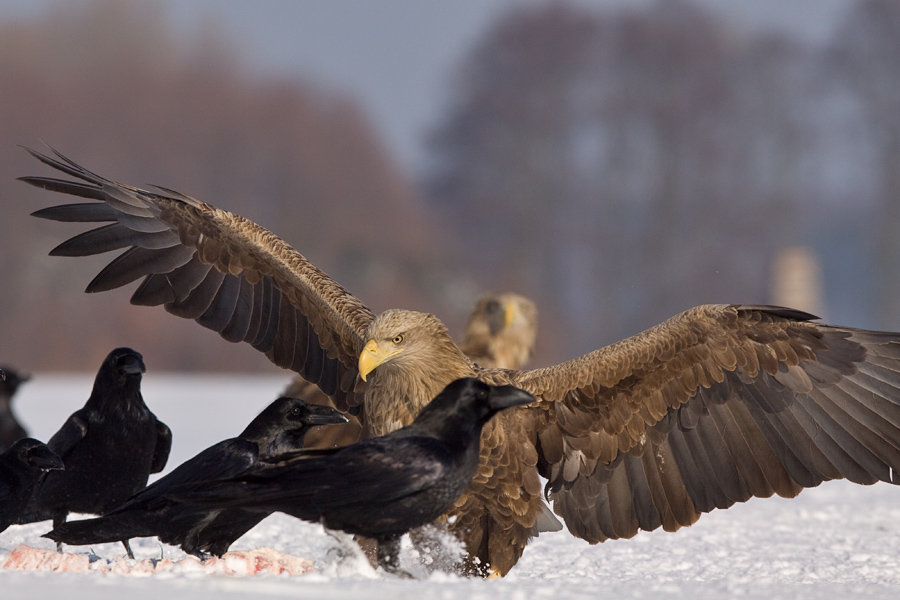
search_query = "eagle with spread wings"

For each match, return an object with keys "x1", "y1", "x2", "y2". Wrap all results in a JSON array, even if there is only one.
[
  {"x1": 284, "y1": 291, "x2": 538, "y2": 450},
  {"x1": 20, "y1": 147, "x2": 900, "y2": 576}
]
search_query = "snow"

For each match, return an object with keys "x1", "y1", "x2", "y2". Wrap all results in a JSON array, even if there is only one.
[{"x1": 3, "y1": 373, "x2": 900, "y2": 599}]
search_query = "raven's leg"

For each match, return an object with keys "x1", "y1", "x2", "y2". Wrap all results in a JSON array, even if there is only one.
[
  {"x1": 174, "y1": 508, "x2": 221, "y2": 561},
  {"x1": 51, "y1": 513, "x2": 66, "y2": 553},
  {"x1": 376, "y1": 536, "x2": 413, "y2": 579},
  {"x1": 180, "y1": 538, "x2": 211, "y2": 561},
  {"x1": 181, "y1": 523, "x2": 212, "y2": 561},
  {"x1": 121, "y1": 539, "x2": 135, "y2": 560}
]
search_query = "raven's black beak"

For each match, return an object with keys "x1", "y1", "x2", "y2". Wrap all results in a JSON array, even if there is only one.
[
  {"x1": 301, "y1": 403, "x2": 350, "y2": 426},
  {"x1": 120, "y1": 354, "x2": 146, "y2": 375},
  {"x1": 116, "y1": 352, "x2": 147, "y2": 375},
  {"x1": 487, "y1": 385, "x2": 536, "y2": 411},
  {"x1": 27, "y1": 445, "x2": 65, "y2": 471}
]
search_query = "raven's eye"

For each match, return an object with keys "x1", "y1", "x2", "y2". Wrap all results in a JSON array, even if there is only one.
[
  {"x1": 477, "y1": 390, "x2": 488, "y2": 401},
  {"x1": 392, "y1": 335, "x2": 404, "y2": 344},
  {"x1": 290, "y1": 407, "x2": 301, "y2": 416}
]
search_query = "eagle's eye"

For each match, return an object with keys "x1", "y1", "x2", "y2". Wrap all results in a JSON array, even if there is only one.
[{"x1": 392, "y1": 335, "x2": 404, "y2": 344}]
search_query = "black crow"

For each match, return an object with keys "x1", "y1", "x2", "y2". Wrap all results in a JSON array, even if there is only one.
[
  {"x1": 162, "y1": 378, "x2": 535, "y2": 575},
  {"x1": 45, "y1": 396, "x2": 348, "y2": 558},
  {"x1": 22, "y1": 348, "x2": 171, "y2": 558},
  {"x1": 0, "y1": 366, "x2": 30, "y2": 452},
  {"x1": 0, "y1": 438, "x2": 64, "y2": 532}
]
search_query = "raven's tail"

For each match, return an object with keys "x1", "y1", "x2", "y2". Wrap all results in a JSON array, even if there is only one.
[{"x1": 43, "y1": 513, "x2": 152, "y2": 546}]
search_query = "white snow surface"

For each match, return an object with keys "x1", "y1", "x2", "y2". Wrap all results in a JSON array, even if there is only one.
[{"x1": 3, "y1": 373, "x2": 900, "y2": 599}]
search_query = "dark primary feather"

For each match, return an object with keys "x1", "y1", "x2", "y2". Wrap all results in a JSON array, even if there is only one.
[
  {"x1": 0, "y1": 438, "x2": 63, "y2": 532},
  {"x1": 21, "y1": 348, "x2": 172, "y2": 543},
  {"x1": 22, "y1": 147, "x2": 900, "y2": 577},
  {"x1": 45, "y1": 397, "x2": 348, "y2": 558},
  {"x1": 0, "y1": 366, "x2": 30, "y2": 452},
  {"x1": 163, "y1": 379, "x2": 535, "y2": 574}
]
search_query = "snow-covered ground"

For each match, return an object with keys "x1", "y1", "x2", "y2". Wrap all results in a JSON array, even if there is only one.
[{"x1": 3, "y1": 373, "x2": 900, "y2": 599}]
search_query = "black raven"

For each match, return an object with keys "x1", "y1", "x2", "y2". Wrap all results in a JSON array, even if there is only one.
[
  {"x1": 0, "y1": 366, "x2": 30, "y2": 452},
  {"x1": 0, "y1": 438, "x2": 64, "y2": 532},
  {"x1": 22, "y1": 348, "x2": 171, "y2": 558},
  {"x1": 162, "y1": 378, "x2": 535, "y2": 575},
  {"x1": 45, "y1": 396, "x2": 348, "y2": 558}
]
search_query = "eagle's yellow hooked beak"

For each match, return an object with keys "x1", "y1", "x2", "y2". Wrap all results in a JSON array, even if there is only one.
[
  {"x1": 504, "y1": 300, "x2": 517, "y2": 329},
  {"x1": 358, "y1": 339, "x2": 404, "y2": 382}
]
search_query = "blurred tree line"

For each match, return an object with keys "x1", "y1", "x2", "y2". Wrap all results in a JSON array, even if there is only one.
[
  {"x1": 426, "y1": 0, "x2": 900, "y2": 359},
  {"x1": 1, "y1": 0, "x2": 900, "y2": 372}
]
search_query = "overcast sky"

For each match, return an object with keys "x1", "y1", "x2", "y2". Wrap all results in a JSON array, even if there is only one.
[{"x1": 1, "y1": 0, "x2": 855, "y2": 174}]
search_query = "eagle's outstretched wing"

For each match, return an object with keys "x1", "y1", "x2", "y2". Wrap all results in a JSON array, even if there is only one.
[
  {"x1": 22, "y1": 146, "x2": 373, "y2": 410},
  {"x1": 505, "y1": 304, "x2": 900, "y2": 543}
]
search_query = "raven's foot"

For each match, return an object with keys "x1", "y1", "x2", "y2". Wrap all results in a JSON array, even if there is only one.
[
  {"x1": 122, "y1": 539, "x2": 135, "y2": 560},
  {"x1": 376, "y1": 537, "x2": 415, "y2": 579}
]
